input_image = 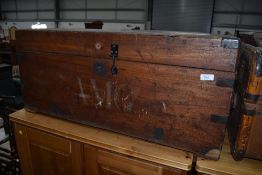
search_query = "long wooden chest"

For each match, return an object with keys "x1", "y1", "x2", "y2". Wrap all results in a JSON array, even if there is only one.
[
  {"x1": 16, "y1": 30, "x2": 239, "y2": 160},
  {"x1": 229, "y1": 43, "x2": 262, "y2": 160}
]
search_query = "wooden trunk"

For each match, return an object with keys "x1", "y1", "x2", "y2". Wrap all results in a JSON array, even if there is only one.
[
  {"x1": 16, "y1": 29, "x2": 239, "y2": 160},
  {"x1": 229, "y1": 43, "x2": 262, "y2": 160}
]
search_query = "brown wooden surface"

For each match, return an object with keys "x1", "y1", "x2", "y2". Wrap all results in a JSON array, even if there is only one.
[
  {"x1": 16, "y1": 30, "x2": 238, "y2": 159},
  {"x1": 241, "y1": 46, "x2": 262, "y2": 160},
  {"x1": 243, "y1": 45, "x2": 262, "y2": 96},
  {"x1": 246, "y1": 116, "x2": 262, "y2": 160},
  {"x1": 16, "y1": 29, "x2": 238, "y2": 72},
  {"x1": 84, "y1": 145, "x2": 188, "y2": 175},
  {"x1": 86, "y1": 145, "x2": 163, "y2": 175},
  {"x1": 14, "y1": 124, "x2": 33, "y2": 175},
  {"x1": 235, "y1": 43, "x2": 262, "y2": 97},
  {"x1": 13, "y1": 123, "x2": 83, "y2": 175},
  {"x1": 228, "y1": 91, "x2": 262, "y2": 160},
  {"x1": 229, "y1": 44, "x2": 262, "y2": 160},
  {"x1": 10, "y1": 109, "x2": 193, "y2": 171},
  {"x1": 196, "y1": 135, "x2": 262, "y2": 175},
  {"x1": 19, "y1": 51, "x2": 234, "y2": 159}
]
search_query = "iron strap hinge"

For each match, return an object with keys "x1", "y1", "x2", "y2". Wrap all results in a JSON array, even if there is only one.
[
  {"x1": 244, "y1": 91, "x2": 262, "y2": 102},
  {"x1": 242, "y1": 108, "x2": 262, "y2": 116}
]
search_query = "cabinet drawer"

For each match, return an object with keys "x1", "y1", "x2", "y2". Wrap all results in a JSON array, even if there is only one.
[
  {"x1": 97, "y1": 150, "x2": 162, "y2": 175},
  {"x1": 84, "y1": 145, "x2": 188, "y2": 175}
]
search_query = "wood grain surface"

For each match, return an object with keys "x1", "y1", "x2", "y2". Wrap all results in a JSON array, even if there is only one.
[
  {"x1": 16, "y1": 30, "x2": 238, "y2": 159},
  {"x1": 196, "y1": 134, "x2": 262, "y2": 175},
  {"x1": 16, "y1": 30, "x2": 238, "y2": 72},
  {"x1": 229, "y1": 44, "x2": 262, "y2": 160},
  {"x1": 10, "y1": 109, "x2": 193, "y2": 171}
]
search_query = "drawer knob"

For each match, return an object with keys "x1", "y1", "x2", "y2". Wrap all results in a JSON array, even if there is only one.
[{"x1": 18, "y1": 130, "x2": 23, "y2": 135}]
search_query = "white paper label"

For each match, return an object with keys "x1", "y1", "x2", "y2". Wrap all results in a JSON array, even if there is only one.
[{"x1": 200, "y1": 74, "x2": 214, "y2": 81}]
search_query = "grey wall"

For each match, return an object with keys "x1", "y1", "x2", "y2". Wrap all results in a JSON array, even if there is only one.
[
  {"x1": 0, "y1": 0, "x2": 147, "y2": 30},
  {"x1": 212, "y1": 0, "x2": 262, "y2": 34},
  {"x1": 59, "y1": 0, "x2": 146, "y2": 21},
  {"x1": 1, "y1": 0, "x2": 262, "y2": 33},
  {"x1": 1, "y1": 0, "x2": 54, "y2": 20},
  {"x1": 152, "y1": 0, "x2": 214, "y2": 33},
  {"x1": 151, "y1": 0, "x2": 262, "y2": 33}
]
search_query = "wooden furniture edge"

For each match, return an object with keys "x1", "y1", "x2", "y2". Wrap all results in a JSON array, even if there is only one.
[
  {"x1": 195, "y1": 164, "x2": 226, "y2": 175},
  {"x1": 10, "y1": 109, "x2": 193, "y2": 171},
  {"x1": 196, "y1": 156, "x2": 262, "y2": 175},
  {"x1": 195, "y1": 134, "x2": 262, "y2": 175}
]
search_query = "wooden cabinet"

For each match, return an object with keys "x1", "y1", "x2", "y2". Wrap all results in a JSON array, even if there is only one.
[
  {"x1": 11, "y1": 109, "x2": 192, "y2": 175},
  {"x1": 14, "y1": 124, "x2": 83, "y2": 175}
]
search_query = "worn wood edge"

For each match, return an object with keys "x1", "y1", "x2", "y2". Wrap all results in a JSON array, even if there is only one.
[
  {"x1": 10, "y1": 109, "x2": 193, "y2": 171},
  {"x1": 195, "y1": 140, "x2": 262, "y2": 175},
  {"x1": 195, "y1": 159, "x2": 259, "y2": 175},
  {"x1": 17, "y1": 29, "x2": 214, "y2": 37},
  {"x1": 195, "y1": 164, "x2": 229, "y2": 175}
]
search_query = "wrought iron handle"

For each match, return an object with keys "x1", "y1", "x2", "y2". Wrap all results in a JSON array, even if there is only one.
[{"x1": 110, "y1": 43, "x2": 118, "y2": 75}]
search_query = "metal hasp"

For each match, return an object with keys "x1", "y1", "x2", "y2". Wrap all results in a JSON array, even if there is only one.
[
  {"x1": 221, "y1": 37, "x2": 240, "y2": 49},
  {"x1": 110, "y1": 43, "x2": 118, "y2": 75},
  {"x1": 256, "y1": 50, "x2": 262, "y2": 77}
]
